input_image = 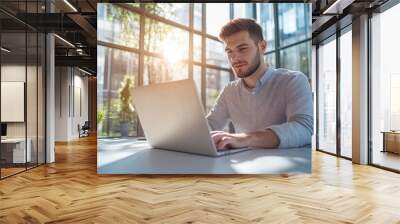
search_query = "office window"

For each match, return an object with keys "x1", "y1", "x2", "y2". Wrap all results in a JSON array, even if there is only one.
[
  {"x1": 371, "y1": 3, "x2": 400, "y2": 171},
  {"x1": 193, "y1": 34, "x2": 202, "y2": 63},
  {"x1": 144, "y1": 3, "x2": 189, "y2": 26},
  {"x1": 206, "y1": 38, "x2": 229, "y2": 69},
  {"x1": 257, "y1": 4, "x2": 275, "y2": 51},
  {"x1": 278, "y1": 3, "x2": 310, "y2": 48},
  {"x1": 144, "y1": 18, "x2": 189, "y2": 61},
  {"x1": 206, "y1": 3, "x2": 230, "y2": 37},
  {"x1": 143, "y1": 56, "x2": 188, "y2": 85},
  {"x1": 206, "y1": 69, "x2": 231, "y2": 113},
  {"x1": 318, "y1": 37, "x2": 337, "y2": 154},
  {"x1": 234, "y1": 3, "x2": 254, "y2": 18},
  {"x1": 97, "y1": 4, "x2": 140, "y2": 49},
  {"x1": 194, "y1": 3, "x2": 202, "y2": 31},
  {"x1": 340, "y1": 29, "x2": 352, "y2": 158},
  {"x1": 97, "y1": 46, "x2": 139, "y2": 137},
  {"x1": 265, "y1": 53, "x2": 276, "y2": 68},
  {"x1": 280, "y1": 41, "x2": 311, "y2": 76}
]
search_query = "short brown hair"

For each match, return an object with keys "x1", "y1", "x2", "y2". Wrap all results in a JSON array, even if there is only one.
[{"x1": 219, "y1": 18, "x2": 264, "y2": 43}]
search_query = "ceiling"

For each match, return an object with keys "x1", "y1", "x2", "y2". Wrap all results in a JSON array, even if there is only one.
[
  {"x1": 0, "y1": 0, "x2": 396, "y2": 76},
  {"x1": 0, "y1": 0, "x2": 97, "y2": 75},
  {"x1": 311, "y1": 0, "x2": 390, "y2": 43}
]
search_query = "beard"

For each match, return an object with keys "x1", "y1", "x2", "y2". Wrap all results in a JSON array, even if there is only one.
[{"x1": 233, "y1": 50, "x2": 261, "y2": 78}]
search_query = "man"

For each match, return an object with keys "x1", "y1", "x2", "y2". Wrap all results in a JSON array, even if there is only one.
[{"x1": 207, "y1": 18, "x2": 313, "y2": 150}]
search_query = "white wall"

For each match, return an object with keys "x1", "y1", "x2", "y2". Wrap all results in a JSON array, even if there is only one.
[{"x1": 55, "y1": 67, "x2": 89, "y2": 141}]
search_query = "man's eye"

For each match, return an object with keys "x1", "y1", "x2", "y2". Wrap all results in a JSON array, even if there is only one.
[{"x1": 239, "y1": 48, "x2": 247, "y2": 52}]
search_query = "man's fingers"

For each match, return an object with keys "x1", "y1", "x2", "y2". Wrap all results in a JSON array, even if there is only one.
[
  {"x1": 211, "y1": 132, "x2": 229, "y2": 144},
  {"x1": 217, "y1": 137, "x2": 232, "y2": 150}
]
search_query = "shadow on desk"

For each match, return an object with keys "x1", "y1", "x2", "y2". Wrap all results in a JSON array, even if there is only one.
[{"x1": 97, "y1": 140, "x2": 311, "y2": 175}]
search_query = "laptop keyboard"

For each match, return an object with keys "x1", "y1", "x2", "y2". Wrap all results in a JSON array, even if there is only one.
[{"x1": 216, "y1": 147, "x2": 249, "y2": 155}]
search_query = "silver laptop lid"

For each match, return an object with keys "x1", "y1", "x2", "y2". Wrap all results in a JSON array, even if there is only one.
[{"x1": 132, "y1": 79, "x2": 218, "y2": 156}]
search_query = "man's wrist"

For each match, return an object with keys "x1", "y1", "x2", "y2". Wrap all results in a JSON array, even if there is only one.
[{"x1": 266, "y1": 129, "x2": 280, "y2": 147}]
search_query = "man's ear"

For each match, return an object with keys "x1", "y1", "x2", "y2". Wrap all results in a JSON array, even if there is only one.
[{"x1": 259, "y1": 40, "x2": 267, "y2": 53}]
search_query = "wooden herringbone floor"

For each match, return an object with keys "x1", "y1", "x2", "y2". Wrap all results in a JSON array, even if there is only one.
[{"x1": 1, "y1": 135, "x2": 400, "y2": 224}]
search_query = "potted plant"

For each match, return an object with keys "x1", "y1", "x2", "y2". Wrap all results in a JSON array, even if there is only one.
[
  {"x1": 119, "y1": 75, "x2": 135, "y2": 137},
  {"x1": 97, "y1": 109, "x2": 105, "y2": 134}
]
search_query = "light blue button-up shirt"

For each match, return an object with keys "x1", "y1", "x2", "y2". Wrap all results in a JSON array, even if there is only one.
[{"x1": 206, "y1": 67, "x2": 313, "y2": 148}]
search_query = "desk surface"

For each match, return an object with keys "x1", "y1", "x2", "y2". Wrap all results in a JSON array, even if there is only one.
[{"x1": 98, "y1": 138, "x2": 311, "y2": 174}]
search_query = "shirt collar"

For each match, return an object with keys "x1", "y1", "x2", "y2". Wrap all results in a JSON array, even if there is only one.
[{"x1": 250, "y1": 66, "x2": 274, "y2": 95}]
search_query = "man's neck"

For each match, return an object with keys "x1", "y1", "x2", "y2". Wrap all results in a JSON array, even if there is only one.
[{"x1": 242, "y1": 63, "x2": 268, "y2": 89}]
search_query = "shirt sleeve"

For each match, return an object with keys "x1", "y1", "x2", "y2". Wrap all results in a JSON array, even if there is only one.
[
  {"x1": 267, "y1": 73, "x2": 314, "y2": 148},
  {"x1": 206, "y1": 87, "x2": 230, "y2": 131}
]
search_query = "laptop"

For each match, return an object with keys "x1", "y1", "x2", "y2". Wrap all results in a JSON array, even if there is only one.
[{"x1": 132, "y1": 79, "x2": 249, "y2": 157}]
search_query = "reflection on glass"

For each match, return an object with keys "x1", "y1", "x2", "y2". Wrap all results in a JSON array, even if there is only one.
[
  {"x1": 143, "y1": 56, "x2": 188, "y2": 85},
  {"x1": 280, "y1": 41, "x2": 311, "y2": 77},
  {"x1": 206, "y1": 69, "x2": 231, "y2": 113},
  {"x1": 144, "y1": 3, "x2": 189, "y2": 26},
  {"x1": 318, "y1": 38, "x2": 337, "y2": 154},
  {"x1": 144, "y1": 18, "x2": 189, "y2": 63},
  {"x1": 278, "y1": 3, "x2": 311, "y2": 47},
  {"x1": 193, "y1": 65, "x2": 202, "y2": 97},
  {"x1": 206, "y1": 38, "x2": 229, "y2": 68},
  {"x1": 257, "y1": 4, "x2": 275, "y2": 50},
  {"x1": 194, "y1": 3, "x2": 202, "y2": 31},
  {"x1": 193, "y1": 34, "x2": 202, "y2": 62},
  {"x1": 98, "y1": 4, "x2": 140, "y2": 48},
  {"x1": 234, "y1": 3, "x2": 253, "y2": 18},
  {"x1": 340, "y1": 30, "x2": 352, "y2": 158},
  {"x1": 97, "y1": 46, "x2": 139, "y2": 137},
  {"x1": 206, "y1": 3, "x2": 230, "y2": 37}
]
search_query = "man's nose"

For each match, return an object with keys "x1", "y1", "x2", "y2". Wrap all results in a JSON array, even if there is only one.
[{"x1": 229, "y1": 52, "x2": 240, "y2": 62}]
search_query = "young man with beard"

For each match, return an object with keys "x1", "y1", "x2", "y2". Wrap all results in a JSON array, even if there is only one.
[{"x1": 207, "y1": 18, "x2": 313, "y2": 150}]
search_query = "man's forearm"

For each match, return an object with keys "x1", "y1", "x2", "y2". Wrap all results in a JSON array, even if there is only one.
[{"x1": 245, "y1": 129, "x2": 280, "y2": 148}]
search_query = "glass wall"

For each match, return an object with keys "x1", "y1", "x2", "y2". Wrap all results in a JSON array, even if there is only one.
[
  {"x1": 317, "y1": 36, "x2": 337, "y2": 154},
  {"x1": 371, "y1": 3, "x2": 400, "y2": 171},
  {"x1": 340, "y1": 28, "x2": 352, "y2": 158},
  {"x1": 315, "y1": 23, "x2": 353, "y2": 159},
  {"x1": 97, "y1": 3, "x2": 311, "y2": 138},
  {"x1": 0, "y1": 2, "x2": 46, "y2": 179}
]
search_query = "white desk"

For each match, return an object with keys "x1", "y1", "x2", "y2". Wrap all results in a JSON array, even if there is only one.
[
  {"x1": 97, "y1": 138, "x2": 311, "y2": 174},
  {"x1": 1, "y1": 138, "x2": 31, "y2": 163}
]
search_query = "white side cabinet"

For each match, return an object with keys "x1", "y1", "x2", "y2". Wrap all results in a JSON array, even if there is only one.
[{"x1": 1, "y1": 138, "x2": 32, "y2": 163}]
